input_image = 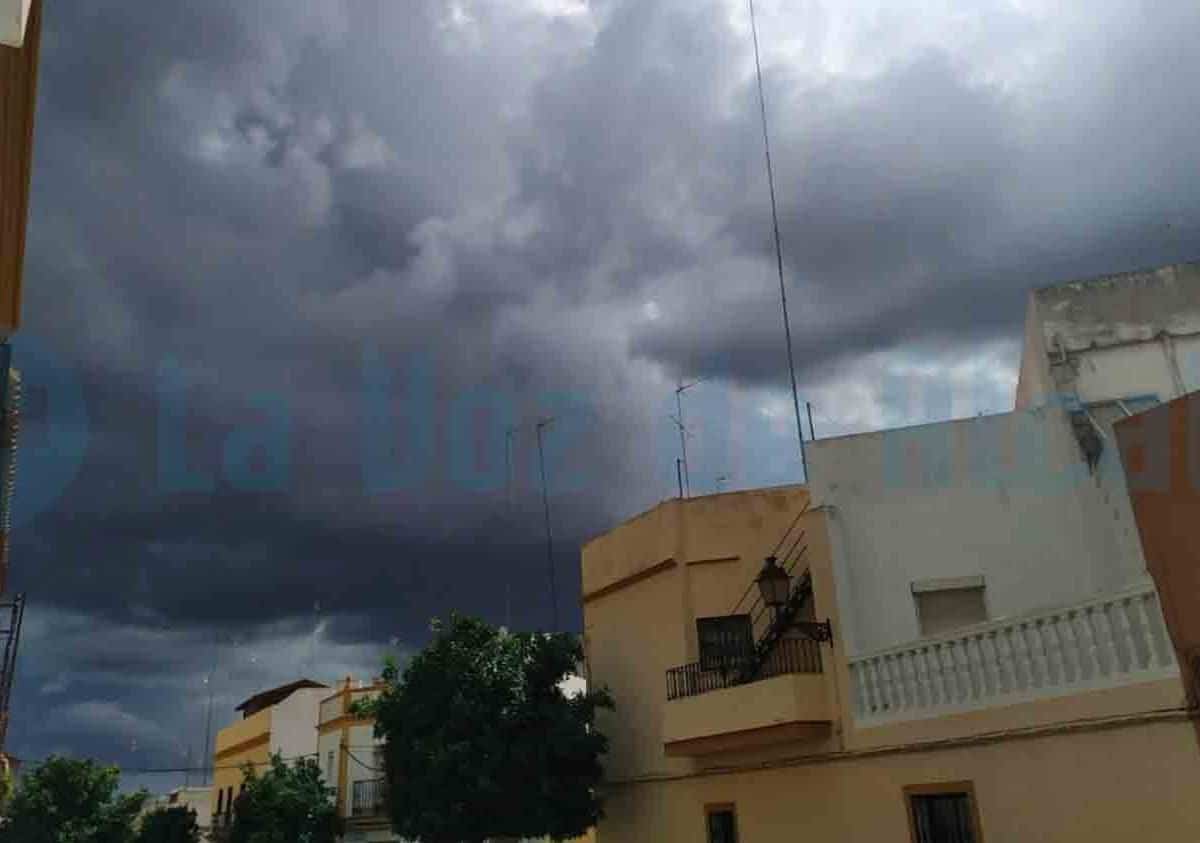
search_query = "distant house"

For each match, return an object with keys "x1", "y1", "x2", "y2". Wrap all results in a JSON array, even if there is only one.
[{"x1": 210, "y1": 678, "x2": 329, "y2": 833}]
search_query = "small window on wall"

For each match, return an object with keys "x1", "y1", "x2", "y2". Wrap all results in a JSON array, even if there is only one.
[
  {"x1": 705, "y1": 804, "x2": 738, "y2": 843},
  {"x1": 912, "y1": 577, "x2": 987, "y2": 637},
  {"x1": 905, "y1": 783, "x2": 983, "y2": 843}
]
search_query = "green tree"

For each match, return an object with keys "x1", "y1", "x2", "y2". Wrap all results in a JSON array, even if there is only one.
[
  {"x1": 135, "y1": 806, "x2": 199, "y2": 843},
  {"x1": 0, "y1": 755, "x2": 147, "y2": 843},
  {"x1": 359, "y1": 614, "x2": 613, "y2": 843},
  {"x1": 219, "y1": 755, "x2": 339, "y2": 843}
]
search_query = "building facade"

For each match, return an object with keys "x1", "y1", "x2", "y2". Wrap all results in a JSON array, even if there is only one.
[
  {"x1": 317, "y1": 678, "x2": 393, "y2": 843},
  {"x1": 583, "y1": 264, "x2": 1200, "y2": 842},
  {"x1": 210, "y1": 679, "x2": 329, "y2": 832},
  {"x1": 0, "y1": 0, "x2": 40, "y2": 759}
]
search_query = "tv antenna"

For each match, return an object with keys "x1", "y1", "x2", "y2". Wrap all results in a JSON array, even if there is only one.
[{"x1": 670, "y1": 379, "x2": 705, "y2": 497}]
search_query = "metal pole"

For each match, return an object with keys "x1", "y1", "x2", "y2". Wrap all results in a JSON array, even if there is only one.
[
  {"x1": 748, "y1": 0, "x2": 807, "y2": 480},
  {"x1": 202, "y1": 634, "x2": 217, "y2": 786},
  {"x1": 806, "y1": 401, "x2": 816, "y2": 442},
  {"x1": 505, "y1": 427, "x2": 516, "y2": 631},
  {"x1": 676, "y1": 388, "x2": 690, "y2": 497},
  {"x1": 536, "y1": 420, "x2": 559, "y2": 631},
  {"x1": 676, "y1": 459, "x2": 684, "y2": 499}
]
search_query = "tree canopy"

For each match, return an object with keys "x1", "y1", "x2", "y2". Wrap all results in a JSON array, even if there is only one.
[
  {"x1": 360, "y1": 614, "x2": 613, "y2": 843},
  {"x1": 216, "y1": 755, "x2": 339, "y2": 843},
  {"x1": 0, "y1": 756, "x2": 147, "y2": 843},
  {"x1": 135, "y1": 806, "x2": 200, "y2": 843}
]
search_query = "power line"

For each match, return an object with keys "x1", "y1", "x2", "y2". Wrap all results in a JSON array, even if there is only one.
[{"x1": 747, "y1": 0, "x2": 807, "y2": 480}]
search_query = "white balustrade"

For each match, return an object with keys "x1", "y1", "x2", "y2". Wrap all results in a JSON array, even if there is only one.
[{"x1": 848, "y1": 581, "x2": 1178, "y2": 723}]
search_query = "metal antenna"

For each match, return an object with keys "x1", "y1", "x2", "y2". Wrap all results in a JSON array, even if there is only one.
[
  {"x1": 535, "y1": 418, "x2": 559, "y2": 630},
  {"x1": 504, "y1": 426, "x2": 517, "y2": 631},
  {"x1": 201, "y1": 633, "x2": 218, "y2": 786},
  {"x1": 671, "y1": 379, "x2": 705, "y2": 497},
  {"x1": 748, "y1": 0, "x2": 807, "y2": 479}
]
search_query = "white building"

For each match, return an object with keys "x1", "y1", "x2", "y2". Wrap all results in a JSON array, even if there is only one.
[{"x1": 807, "y1": 261, "x2": 1198, "y2": 722}]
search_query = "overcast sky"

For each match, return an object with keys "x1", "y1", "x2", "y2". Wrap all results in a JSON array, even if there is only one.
[{"x1": 8, "y1": 0, "x2": 1200, "y2": 791}]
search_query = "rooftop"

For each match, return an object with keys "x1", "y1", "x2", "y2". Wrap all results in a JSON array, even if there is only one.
[{"x1": 235, "y1": 678, "x2": 328, "y2": 718}]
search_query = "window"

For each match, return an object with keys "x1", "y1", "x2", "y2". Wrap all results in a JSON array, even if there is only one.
[
  {"x1": 905, "y1": 783, "x2": 983, "y2": 843},
  {"x1": 697, "y1": 616, "x2": 754, "y2": 672},
  {"x1": 216, "y1": 788, "x2": 224, "y2": 815},
  {"x1": 327, "y1": 750, "x2": 335, "y2": 782},
  {"x1": 705, "y1": 804, "x2": 738, "y2": 843},
  {"x1": 912, "y1": 577, "x2": 987, "y2": 637}
]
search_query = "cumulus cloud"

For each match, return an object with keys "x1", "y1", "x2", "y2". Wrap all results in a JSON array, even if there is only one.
[{"x1": 10, "y1": 0, "x2": 1200, "y2": 783}]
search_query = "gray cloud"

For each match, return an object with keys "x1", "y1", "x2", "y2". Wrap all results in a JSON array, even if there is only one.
[{"x1": 9, "y1": 0, "x2": 1200, "y2": 785}]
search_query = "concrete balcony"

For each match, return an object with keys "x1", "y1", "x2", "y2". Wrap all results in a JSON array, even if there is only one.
[
  {"x1": 848, "y1": 579, "x2": 1178, "y2": 725},
  {"x1": 662, "y1": 638, "x2": 833, "y2": 756}
]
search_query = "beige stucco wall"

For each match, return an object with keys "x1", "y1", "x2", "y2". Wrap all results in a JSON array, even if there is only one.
[
  {"x1": 596, "y1": 715, "x2": 1200, "y2": 843},
  {"x1": 582, "y1": 486, "x2": 828, "y2": 784}
]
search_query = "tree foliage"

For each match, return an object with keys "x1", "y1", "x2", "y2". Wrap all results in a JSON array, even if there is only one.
[
  {"x1": 360, "y1": 614, "x2": 613, "y2": 843},
  {"x1": 0, "y1": 756, "x2": 147, "y2": 843},
  {"x1": 135, "y1": 806, "x2": 199, "y2": 843},
  {"x1": 217, "y1": 755, "x2": 339, "y2": 843}
]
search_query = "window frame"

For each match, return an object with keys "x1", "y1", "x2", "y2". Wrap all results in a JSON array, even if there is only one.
[
  {"x1": 704, "y1": 802, "x2": 739, "y2": 843},
  {"x1": 911, "y1": 577, "x2": 989, "y2": 638},
  {"x1": 903, "y1": 781, "x2": 985, "y2": 843}
]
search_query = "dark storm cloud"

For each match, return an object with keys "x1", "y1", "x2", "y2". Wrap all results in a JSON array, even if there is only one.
[
  {"x1": 627, "y1": 2, "x2": 1200, "y2": 383},
  {"x1": 9, "y1": 0, "x2": 1200, "y2": 780}
]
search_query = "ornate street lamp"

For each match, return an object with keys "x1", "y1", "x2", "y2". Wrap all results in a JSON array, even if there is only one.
[{"x1": 755, "y1": 555, "x2": 791, "y2": 612}]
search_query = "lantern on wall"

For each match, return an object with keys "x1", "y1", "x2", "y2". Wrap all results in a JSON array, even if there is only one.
[{"x1": 755, "y1": 555, "x2": 791, "y2": 611}]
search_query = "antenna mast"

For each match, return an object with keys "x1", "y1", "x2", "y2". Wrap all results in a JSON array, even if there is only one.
[
  {"x1": 747, "y1": 0, "x2": 807, "y2": 479},
  {"x1": 504, "y1": 426, "x2": 517, "y2": 631},
  {"x1": 671, "y1": 379, "x2": 704, "y2": 498},
  {"x1": 535, "y1": 418, "x2": 559, "y2": 630}
]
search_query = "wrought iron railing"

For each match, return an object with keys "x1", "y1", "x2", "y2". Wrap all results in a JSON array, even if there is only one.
[
  {"x1": 351, "y1": 778, "x2": 386, "y2": 818},
  {"x1": 666, "y1": 625, "x2": 830, "y2": 700}
]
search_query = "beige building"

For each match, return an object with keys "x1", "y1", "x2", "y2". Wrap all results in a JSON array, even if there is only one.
[
  {"x1": 583, "y1": 264, "x2": 1200, "y2": 843},
  {"x1": 317, "y1": 678, "x2": 393, "y2": 843},
  {"x1": 211, "y1": 679, "x2": 329, "y2": 832}
]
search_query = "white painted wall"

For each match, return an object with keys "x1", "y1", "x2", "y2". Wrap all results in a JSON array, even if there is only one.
[
  {"x1": 267, "y1": 687, "x2": 326, "y2": 761},
  {"x1": 316, "y1": 728, "x2": 340, "y2": 792},
  {"x1": 809, "y1": 406, "x2": 1147, "y2": 656},
  {"x1": 1053, "y1": 334, "x2": 1200, "y2": 404},
  {"x1": 344, "y1": 722, "x2": 383, "y2": 813}
]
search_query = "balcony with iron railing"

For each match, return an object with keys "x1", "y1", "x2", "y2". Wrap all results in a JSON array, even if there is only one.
[
  {"x1": 662, "y1": 507, "x2": 838, "y2": 755},
  {"x1": 665, "y1": 624, "x2": 829, "y2": 700},
  {"x1": 350, "y1": 777, "x2": 387, "y2": 820}
]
